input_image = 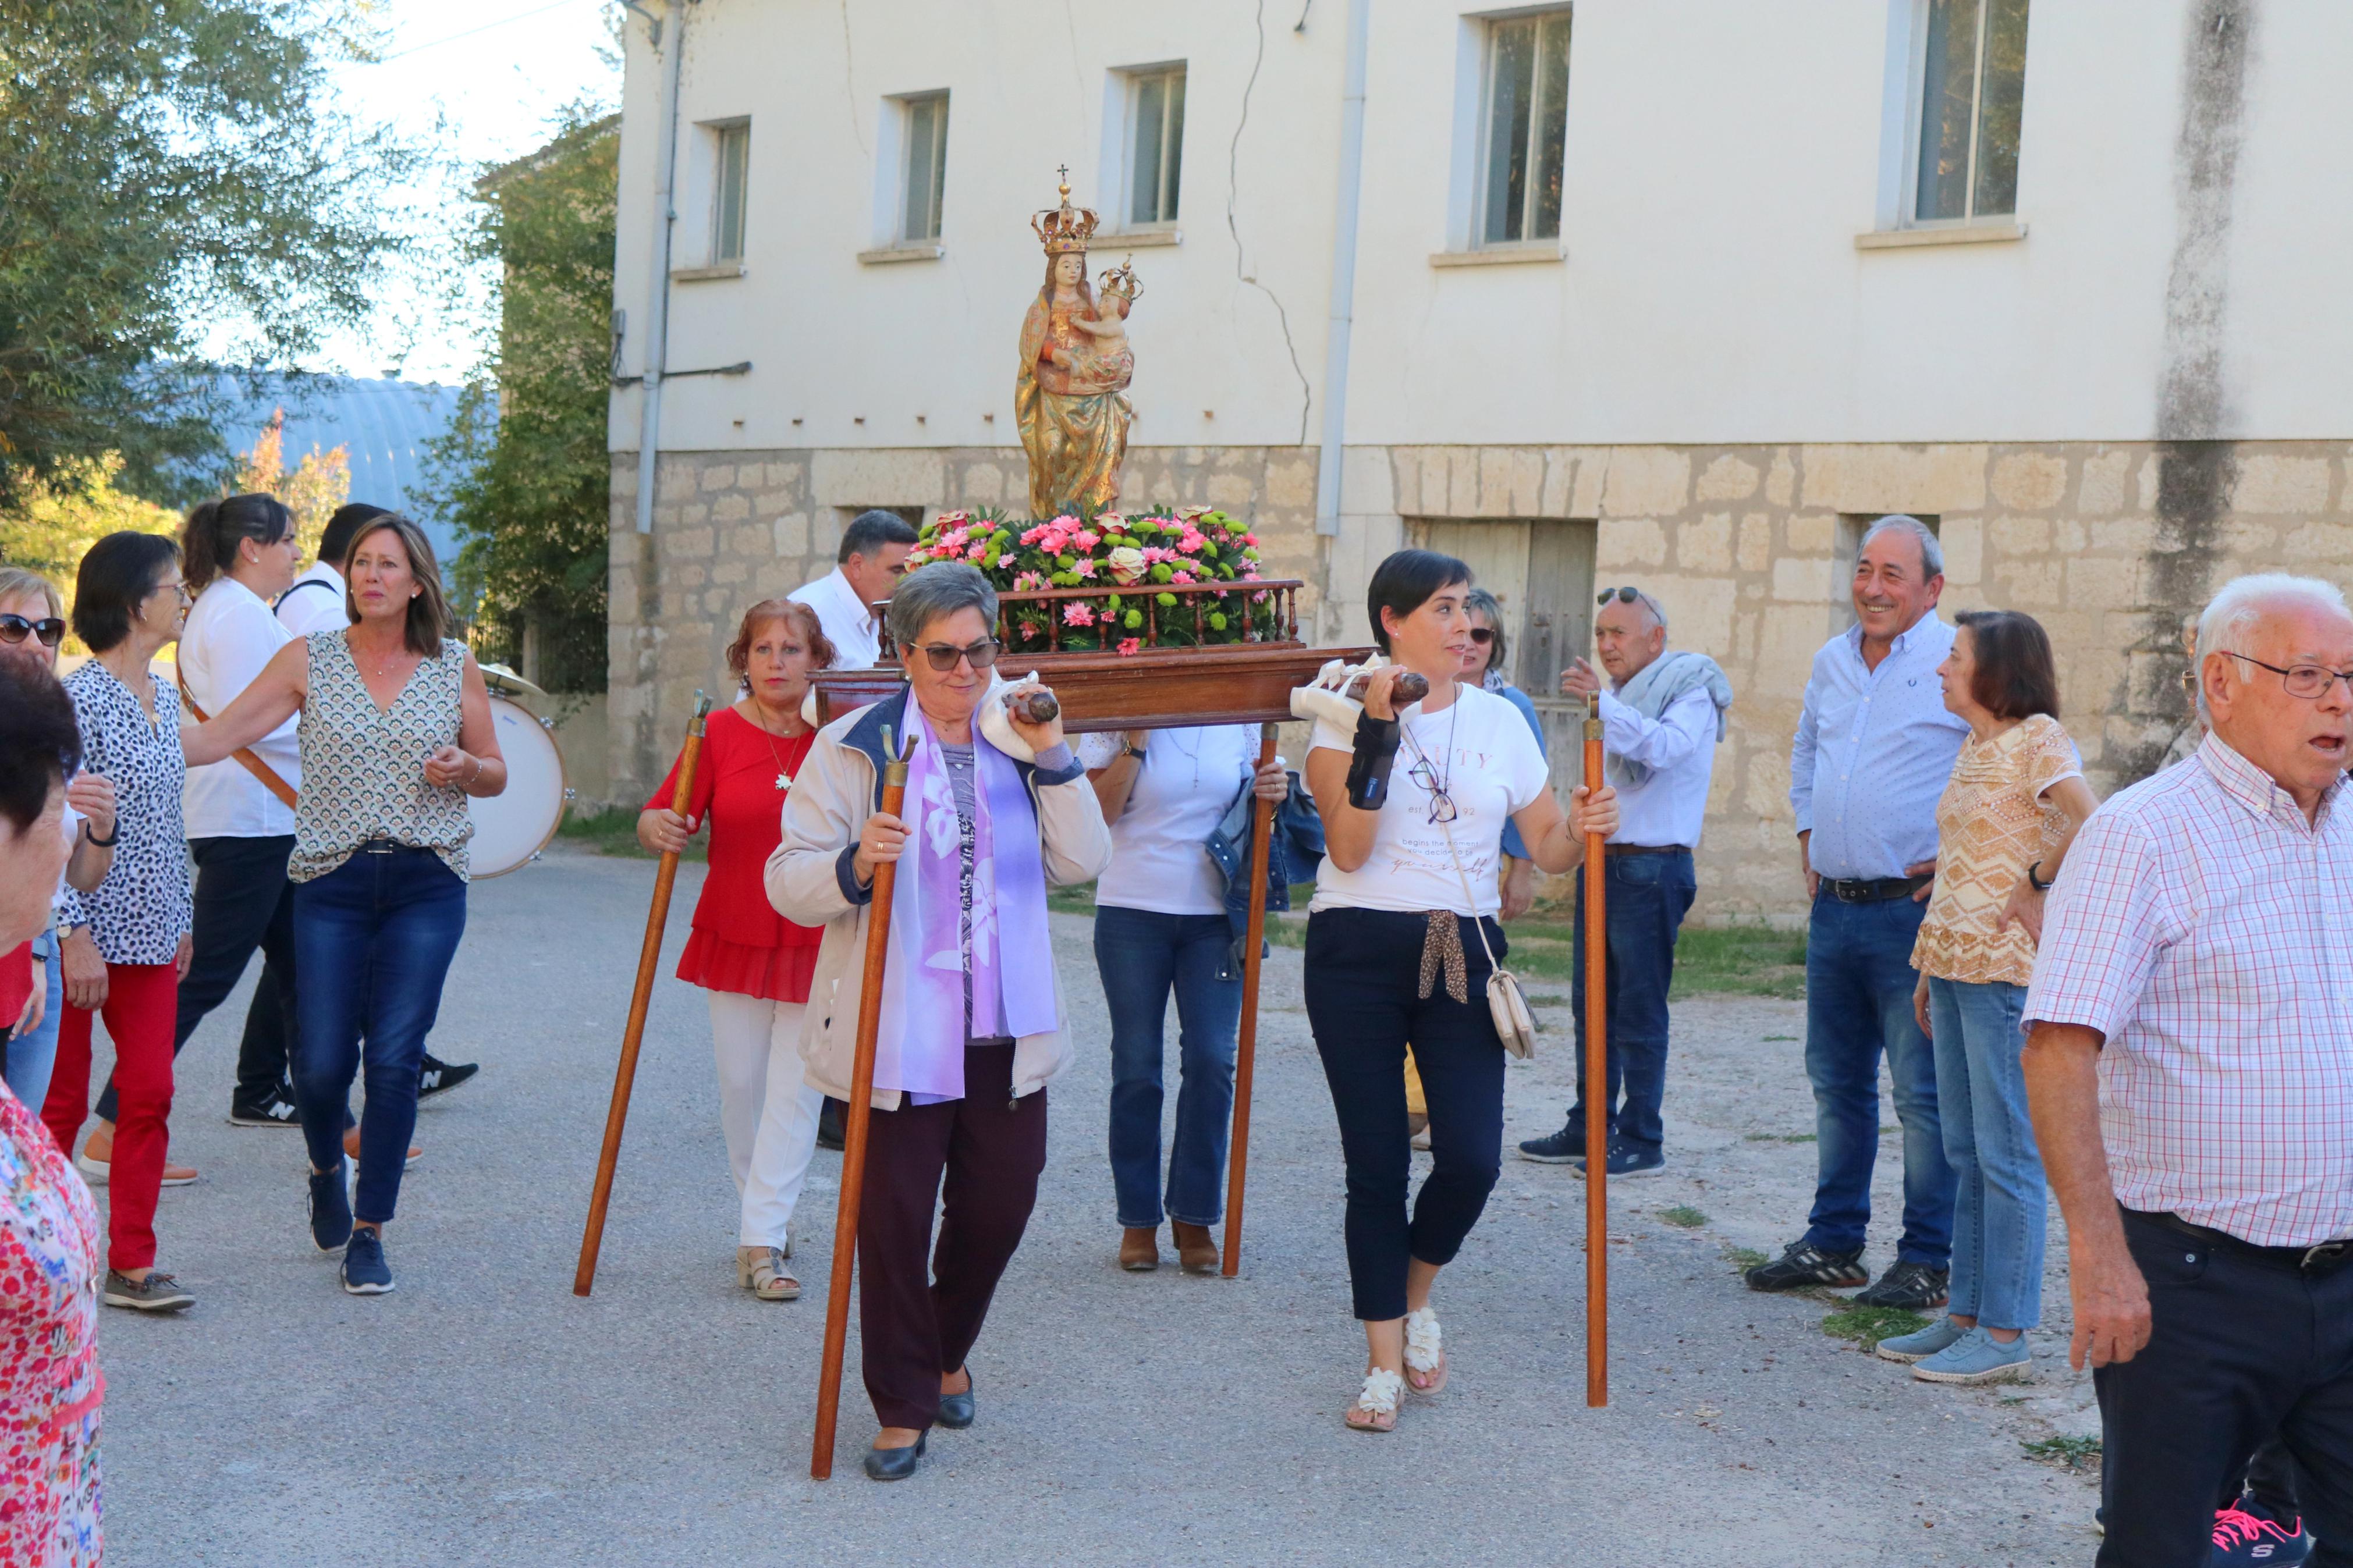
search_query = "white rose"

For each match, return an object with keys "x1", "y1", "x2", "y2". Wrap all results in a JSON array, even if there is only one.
[{"x1": 1107, "y1": 545, "x2": 1147, "y2": 585}]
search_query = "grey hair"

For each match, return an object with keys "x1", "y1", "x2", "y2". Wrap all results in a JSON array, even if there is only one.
[
  {"x1": 1464, "y1": 585, "x2": 1511, "y2": 673},
  {"x1": 886, "y1": 560, "x2": 998, "y2": 650},
  {"x1": 1859, "y1": 514, "x2": 1944, "y2": 579},
  {"x1": 2194, "y1": 573, "x2": 2352, "y2": 721}
]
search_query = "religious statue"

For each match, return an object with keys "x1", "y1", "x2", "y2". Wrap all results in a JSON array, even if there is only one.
[{"x1": 1016, "y1": 175, "x2": 1140, "y2": 517}]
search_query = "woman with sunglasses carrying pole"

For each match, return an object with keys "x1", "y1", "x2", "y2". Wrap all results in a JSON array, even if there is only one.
[{"x1": 1302, "y1": 549, "x2": 1617, "y2": 1433}]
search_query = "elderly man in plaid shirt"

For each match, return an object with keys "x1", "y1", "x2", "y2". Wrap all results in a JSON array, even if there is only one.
[{"x1": 2026, "y1": 573, "x2": 2353, "y2": 1567}]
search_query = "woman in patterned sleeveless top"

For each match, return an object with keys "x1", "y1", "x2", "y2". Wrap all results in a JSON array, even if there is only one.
[{"x1": 183, "y1": 515, "x2": 506, "y2": 1297}]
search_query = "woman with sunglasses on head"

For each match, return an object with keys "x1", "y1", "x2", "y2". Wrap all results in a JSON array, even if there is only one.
[
  {"x1": 636, "y1": 598, "x2": 835, "y2": 1301},
  {"x1": 1302, "y1": 549, "x2": 1616, "y2": 1434},
  {"x1": 769, "y1": 561, "x2": 1109, "y2": 1481},
  {"x1": 180, "y1": 515, "x2": 505, "y2": 1296},
  {"x1": 0, "y1": 569, "x2": 114, "y2": 1117},
  {"x1": 43, "y1": 532, "x2": 198, "y2": 1314}
]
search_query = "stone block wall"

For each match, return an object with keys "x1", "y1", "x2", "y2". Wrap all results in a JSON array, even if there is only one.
[{"x1": 611, "y1": 438, "x2": 2353, "y2": 922}]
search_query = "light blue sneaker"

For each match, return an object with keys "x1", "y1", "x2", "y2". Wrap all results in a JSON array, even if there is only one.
[
  {"x1": 1912, "y1": 1325, "x2": 2032, "y2": 1385},
  {"x1": 1874, "y1": 1316, "x2": 1968, "y2": 1364}
]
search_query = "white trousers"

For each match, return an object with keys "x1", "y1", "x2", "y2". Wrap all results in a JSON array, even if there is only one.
[{"x1": 706, "y1": 990, "x2": 825, "y2": 1250}]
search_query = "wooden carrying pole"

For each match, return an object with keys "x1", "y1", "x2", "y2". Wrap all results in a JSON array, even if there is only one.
[
  {"x1": 1220, "y1": 724, "x2": 1280, "y2": 1277},
  {"x1": 811, "y1": 727, "x2": 911, "y2": 1480},
  {"x1": 1582, "y1": 691, "x2": 1610, "y2": 1407},
  {"x1": 574, "y1": 690, "x2": 712, "y2": 1297}
]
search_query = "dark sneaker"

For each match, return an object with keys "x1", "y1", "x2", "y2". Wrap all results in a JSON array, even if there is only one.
[
  {"x1": 1854, "y1": 1259, "x2": 1951, "y2": 1310},
  {"x1": 1592, "y1": 1143, "x2": 1666, "y2": 1178},
  {"x1": 1744, "y1": 1238, "x2": 1868, "y2": 1292},
  {"x1": 104, "y1": 1269, "x2": 194, "y2": 1313},
  {"x1": 1517, "y1": 1123, "x2": 1589, "y2": 1164},
  {"x1": 308, "y1": 1165, "x2": 353, "y2": 1254},
  {"x1": 817, "y1": 1097, "x2": 847, "y2": 1151},
  {"x1": 230, "y1": 1082, "x2": 302, "y2": 1127},
  {"x1": 2212, "y1": 1499, "x2": 2313, "y2": 1566},
  {"x1": 416, "y1": 1055, "x2": 480, "y2": 1101},
  {"x1": 342, "y1": 1229, "x2": 394, "y2": 1295}
]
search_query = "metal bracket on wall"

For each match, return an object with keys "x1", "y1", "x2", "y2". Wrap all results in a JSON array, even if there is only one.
[{"x1": 611, "y1": 361, "x2": 751, "y2": 389}]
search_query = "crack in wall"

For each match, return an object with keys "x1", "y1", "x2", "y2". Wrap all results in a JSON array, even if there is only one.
[
  {"x1": 1226, "y1": 0, "x2": 1314, "y2": 447},
  {"x1": 839, "y1": 0, "x2": 868, "y2": 158}
]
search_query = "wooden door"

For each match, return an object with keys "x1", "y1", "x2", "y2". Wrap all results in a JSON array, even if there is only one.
[{"x1": 1522, "y1": 519, "x2": 1597, "y2": 796}]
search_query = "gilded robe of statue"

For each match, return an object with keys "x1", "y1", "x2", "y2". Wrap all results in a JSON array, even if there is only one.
[{"x1": 1016, "y1": 273, "x2": 1133, "y2": 518}]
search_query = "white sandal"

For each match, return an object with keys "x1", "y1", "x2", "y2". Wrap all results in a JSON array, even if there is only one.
[
  {"x1": 737, "y1": 1246, "x2": 801, "y2": 1301},
  {"x1": 1343, "y1": 1367, "x2": 1404, "y2": 1433},
  {"x1": 1404, "y1": 1307, "x2": 1447, "y2": 1395}
]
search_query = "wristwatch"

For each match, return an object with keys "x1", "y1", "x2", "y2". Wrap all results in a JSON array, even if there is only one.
[
  {"x1": 1122, "y1": 741, "x2": 1148, "y2": 763},
  {"x1": 2025, "y1": 861, "x2": 2052, "y2": 893}
]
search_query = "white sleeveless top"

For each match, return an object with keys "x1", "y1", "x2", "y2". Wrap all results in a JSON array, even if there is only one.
[{"x1": 290, "y1": 631, "x2": 472, "y2": 883}]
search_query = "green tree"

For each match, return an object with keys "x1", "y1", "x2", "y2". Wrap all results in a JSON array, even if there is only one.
[
  {"x1": 0, "y1": 1, "x2": 425, "y2": 502},
  {"x1": 0, "y1": 453, "x2": 180, "y2": 586},
  {"x1": 424, "y1": 106, "x2": 617, "y2": 693},
  {"x1": 233, "y1": 411, "x2": 352, "y2": 561}
]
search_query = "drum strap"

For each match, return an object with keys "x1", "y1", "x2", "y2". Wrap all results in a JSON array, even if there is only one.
[{"x1": 178, "y1": 675, "x2": 299, "y2": 811}]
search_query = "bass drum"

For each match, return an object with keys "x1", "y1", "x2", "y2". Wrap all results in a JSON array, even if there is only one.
[{"x1": 469, "y1": 695, "x2": 569, "y2": 878}]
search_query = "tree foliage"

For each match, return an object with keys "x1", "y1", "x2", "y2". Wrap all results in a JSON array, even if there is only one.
[
  {"x1": 0, "y1": 1, "x2": 425, "y2": 502},
  {"x1": 423, "y1": 106, "x2": 617, "y2": 693},
  {"x1": 0, "y1": 454, "x2": 180, "y2": 586},
  {"x1": 233, "y1": 411, "x2": 352, "y2": 561}
]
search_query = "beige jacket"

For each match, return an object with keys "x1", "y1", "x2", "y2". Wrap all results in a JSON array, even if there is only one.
[{"x1": 764, "y1": 688, "x2": 1112, "y2": 1109}]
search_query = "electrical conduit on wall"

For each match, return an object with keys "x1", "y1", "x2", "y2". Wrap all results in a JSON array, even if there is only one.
[{"x1": 1312, "y1": 0, "x2": 1371, "y2": 541}]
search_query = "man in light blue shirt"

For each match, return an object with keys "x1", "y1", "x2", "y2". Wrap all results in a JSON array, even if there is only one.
[{"x1": 1747, "y1": 516, "x2": 1965, "y2": 1310}]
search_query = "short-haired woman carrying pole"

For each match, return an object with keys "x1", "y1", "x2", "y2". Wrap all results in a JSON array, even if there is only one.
[
  {"x1": 1304, "y1": 549, "x2": 1616, "y2": 1433},
  {"x1": 183, "y1": 516, "x2": 506, "y2": 1296},
  {"x1": 1878, "y1": 609, "x2": 2095, "y2": 1386},
  {"x1": 637, "y1": 598, "x2": 836, "y2": 1300},
  {"x1": 768, "y1": 561, "x2": 1109, "y2": 1481}
]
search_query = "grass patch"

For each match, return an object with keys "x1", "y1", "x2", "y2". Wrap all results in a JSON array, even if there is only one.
[
  {"x1": 1046, "y1": 883, "x2": 1097, "y2": 916},
  {"x1": 1672, "y1": 926, "x2": 1808, "y2": 998},
  {"x1": 556, "y1": 806, "x2": 706, "y2": 863},
  {"x1": 1727, "y1": 1247, "x2": 1768, "y2": 1272},
  {"x1": 1660, "y1": 1205, "x2": 1708, "y2": 1229},
  {"x1": 2021, "y1": 1436, "x2": 2102, "y2": 1471},
  {"x1": 1744, "y1": 1131, "x2": 1818, "y2": 1144},
  {"x1": 1820, "y1": 1304, "x2": 1932, "y2": 1350}
]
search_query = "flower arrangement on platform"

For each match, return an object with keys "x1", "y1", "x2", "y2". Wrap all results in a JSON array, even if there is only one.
[{"x1": 902, "y1": 505, "x2": 1284, "y2": 653}]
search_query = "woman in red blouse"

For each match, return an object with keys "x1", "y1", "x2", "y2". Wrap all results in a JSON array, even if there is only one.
[{"x1": 638, "y1": 599, "x2": 833, "y2": 1300}]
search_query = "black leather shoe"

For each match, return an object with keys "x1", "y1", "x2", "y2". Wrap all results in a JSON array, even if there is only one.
[
  {"x1": 936, "y1": 1373, "x2": 975, "y2": 1430},
  {"x1": 861, "y1": 1432, "x2": 926, "y2": 1481},
  {"x1": 817, "y1": 1097, "x2": 847, "y2": 1151}
]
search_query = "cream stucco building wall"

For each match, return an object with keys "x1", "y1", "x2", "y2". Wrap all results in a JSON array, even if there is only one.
[{"x1": 606, "y1": 0, "x2": 2353, "y2": 922}]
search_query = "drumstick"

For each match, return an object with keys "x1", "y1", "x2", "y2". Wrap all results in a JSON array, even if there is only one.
[
  {"x1": 1582, "y1": 689, "x2": 1609, "y2": 1407},
  {"x1": 573, "y1": 690, "x2": 711, "y2": 1297},
  {"x1": 1343, "y1": 670, "x2": 1431, "y2": 707},
  {"x1": 812, "y1": 723, "x2": 911, "y2": 1480}
]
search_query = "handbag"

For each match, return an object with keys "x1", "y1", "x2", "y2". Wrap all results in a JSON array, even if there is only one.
[{"x1": 1400, "y1": 721, "x2": 1539, "y2": 1060}]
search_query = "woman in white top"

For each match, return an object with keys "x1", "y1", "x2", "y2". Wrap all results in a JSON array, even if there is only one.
[
  {"x1": 1080, "y1": 724, "x2": 1287, "y2": 1273},
  {"x1": 1303, "y1": 549, "x2": 1616, "y2": 1434}
]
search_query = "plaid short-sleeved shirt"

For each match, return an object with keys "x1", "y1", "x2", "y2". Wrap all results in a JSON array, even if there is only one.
[{"x1": 2025, "y1": 735, "x2": 2353, "y2": 1247}]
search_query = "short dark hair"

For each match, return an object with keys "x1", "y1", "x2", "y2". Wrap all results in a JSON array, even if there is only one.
[
  {"x1": 839, "y1": 510, "x2": 919, "y2": 564},
  {"x1": 0, "y1": 657, "x2": 80, "y2": 836},
  {"x1": 72, "y1": 531, "x2": 182, "y2": 653},
  {"x1": 182, "y1": 492, "x2": 295, "y2": 595},
  {"x1": 1365, "y1": 548, "x2": 1472, "y2": 652},
  {"x1": 321, "y1": 503, "x2": 394, "y2": 574},
  {"x1": 1954, "y1": 609, "x2": 2060, "y2": 721}
]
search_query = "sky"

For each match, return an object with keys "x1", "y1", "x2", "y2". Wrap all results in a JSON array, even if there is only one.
[{"x1": 311, "y1": 0, "x2": 624, "y2": 383}]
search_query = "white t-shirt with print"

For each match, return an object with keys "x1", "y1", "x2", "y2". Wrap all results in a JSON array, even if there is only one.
[
  {"x1": 1076, "y1": 724, "x2": 1258, "y2": 916},
  {"x1": 1305, "y1": 683, "x2": 1551, "y2": 917}
]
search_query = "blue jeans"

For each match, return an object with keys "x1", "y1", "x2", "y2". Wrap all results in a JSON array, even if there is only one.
[
  {"x1": 5, "y1": 933, "x2": 62, "y2": 1112},
  {"x1": 1566, "y1": 849, "x2": 1696, "y2": 1156},
  {"x1": 1926, "y1": 977, "x2": 2046, "y2": 1330},
  {"x1": 1094, "y1": 905, "x2": 1242, "y2": 1228},
  {"x1": 1802, "y1": 891, "x2": 1954, "y2": 1264},
  {"x1": 292, "y1": 848, "x2": 467, "y2": 1226}
]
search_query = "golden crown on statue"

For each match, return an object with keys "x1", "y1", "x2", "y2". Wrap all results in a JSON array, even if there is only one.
[{"x1": 1031, "y1": 168, "x2": 1099, "y2": 254}]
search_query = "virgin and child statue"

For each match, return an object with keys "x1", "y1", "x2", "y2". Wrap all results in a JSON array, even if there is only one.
[{"x1": 1017, "y1": 177, "x2": 1141, "y2": 517}]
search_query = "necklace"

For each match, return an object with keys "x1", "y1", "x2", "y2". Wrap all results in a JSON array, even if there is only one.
[
  {"x1": 1166, "y1": 726, "x2": 1203, "y2": 787},
  {"x1": 1403, "y1": 682, "x2": 1461, "y2": 825},
  {"x1": 746, "y1": 702, "x2": 803, "y2": 790}
]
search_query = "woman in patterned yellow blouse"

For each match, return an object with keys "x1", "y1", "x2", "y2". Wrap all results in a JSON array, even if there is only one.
[
  {"x1": 183, "y1": 515, "x2": 505, "y2": 1297},
  {"x1": 1876, "y1": 610, "x2": 2097, "y2": 1387}
]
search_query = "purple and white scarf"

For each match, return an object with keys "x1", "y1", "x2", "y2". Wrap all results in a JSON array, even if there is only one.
[{"x1": 871, "y1": 701, "x2": 1057, "y2": 1099}]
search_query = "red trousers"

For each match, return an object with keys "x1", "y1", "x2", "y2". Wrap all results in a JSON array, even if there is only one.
[{"x1": 44, "y1": 961, "x2": 178, "y2": 1272}]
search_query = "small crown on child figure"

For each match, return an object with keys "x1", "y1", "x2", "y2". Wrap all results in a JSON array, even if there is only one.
[
  {"x1": 1032, "y1": 168, "x2": 1099, "y2": 255},
  {"x1": 1098, "y1": 258, "x2": 1141, "y2": 301}
]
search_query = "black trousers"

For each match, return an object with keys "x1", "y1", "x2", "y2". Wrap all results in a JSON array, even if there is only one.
[
  {"x1": 858, "y1": 1043, "x2": 1048, "y2": 1432},
  {"x1": 98, "y1": 834, "x2": 296, "y2": 1122},
  {"x1": 1303, "y1": 907, "x2": 1506, "y2": 1323},
  {"x1": 2097, "y1": 1208, "x2": 2353, "y2": 1567}
]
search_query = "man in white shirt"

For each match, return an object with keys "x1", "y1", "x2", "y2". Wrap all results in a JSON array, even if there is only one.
[
  {"x1": 788, "y1": 510, "x2": 918, "y2": 671},
  {"x1": 274, "y1": 502, "x2": 385, "y2": 638},
  {"x1": 1519, "y1": 586, "x2": 1731, "y2": 1177}
]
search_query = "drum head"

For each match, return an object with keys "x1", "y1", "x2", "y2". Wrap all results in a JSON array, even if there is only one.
[{"x1": 469, "y1": 695, "x2": 566, "y2": 877}]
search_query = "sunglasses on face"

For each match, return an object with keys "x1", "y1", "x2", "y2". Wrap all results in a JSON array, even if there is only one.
[
  {"x1": 916, "y1": 638, "x2": 1002, "y2": 672},
  {"x1": 0, "y1": 613, "x2": 65, "y2": 648},
  {"x1": 1465, "y1": 627, "x2": 1495, "y2": 645}
]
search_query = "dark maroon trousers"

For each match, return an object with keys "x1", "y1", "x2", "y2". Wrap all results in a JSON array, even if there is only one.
[{"x1": 859, "y1": 1042, "x2": 1048, "y2": 1431}]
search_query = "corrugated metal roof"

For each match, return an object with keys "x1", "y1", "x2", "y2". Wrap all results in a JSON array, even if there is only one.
[{"x1": 213, "y1": 374, "x2": 469, "y2": 568}]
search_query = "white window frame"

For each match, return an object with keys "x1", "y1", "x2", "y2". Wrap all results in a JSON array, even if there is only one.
[
  {"x1": 1116, "y1": 63, "x2": 1186, "y2": 232},
  {"x1": 892, "y1": 91, "x2": 949, "y2": 246},
  {"x1": 1898, "y1": 0, "x2": 2029, "y2": 229},
  {"x1": 709, "y1": 119, "x2": 750, "y2": 265},
  {"x1": 1471, "y1": 5, "x2": 1573, "y2": 252}
]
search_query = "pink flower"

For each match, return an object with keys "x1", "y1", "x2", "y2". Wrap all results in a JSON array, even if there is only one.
[
  {"x1": 1172, "y1": 570, "x2": 1196, "y2": 585},
  {"x1": 1042, "y1": 531, "x2": 1071, "y2": 555},
  {"x1": 1074, "y1": 529, "x2": 1100, "y2": 551},
  {"x1": 1048, "y1": 513, "x2": 1081, "y2": 532},
  {"x1": 1178, "y1": 530, "x2": 1207, "y2": 554},
  {"x1": 1241, "y1": 532, "x2": 1259, "y2": 546},
  {"x1": 1140, "y1": 546, "x2": 1169, "y2": 564},
  {"x1": 1013, "y1": 571, "x2": 1045, "y2": 591},
  {"x1": 1071, "y1": 557, "x2": 1097, "y2": 579},
  {"x1": 937, "y1": 510, "x2": 969, "y2": 527},
  {"x1": 1063, "y1": 602, "x2": 1095, "y2": 627},
  {"x1": 1019, "y1": 526, "x2": 1046, "y2": 546},
  {"x1": 966, "y1": 541, "x2": 989, "y2": 561},
  {"x1": 1117, "y1": 637, "x2": 1141, "y2": 657}
]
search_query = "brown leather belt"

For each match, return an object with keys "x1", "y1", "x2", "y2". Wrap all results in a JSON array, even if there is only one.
[{"x1": 1603, "y1": 844, "x2": 1690, "y2": 857}]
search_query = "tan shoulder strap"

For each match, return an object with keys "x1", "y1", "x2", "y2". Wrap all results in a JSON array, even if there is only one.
[{"x1": 178, "y1": 671, "x2": 299, "y2": 811}]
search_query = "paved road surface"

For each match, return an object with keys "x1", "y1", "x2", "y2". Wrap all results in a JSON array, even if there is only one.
[{"x1": 92, "y1": 849, "x2": 2095, "y2": 1565}]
